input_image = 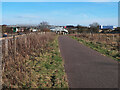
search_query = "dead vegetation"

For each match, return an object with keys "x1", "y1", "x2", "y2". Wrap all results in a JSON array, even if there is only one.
[
  {"x1": 2, "y1": 32, "x2": 57, "y2": 88},
  {"x1": 69, "y1": 33, "x2": 120, "y2": 61}
]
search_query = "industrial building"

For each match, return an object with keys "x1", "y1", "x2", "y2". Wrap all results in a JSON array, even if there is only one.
[{"x1": 99, "y1": 25, "x2": 116, "y2": 30}]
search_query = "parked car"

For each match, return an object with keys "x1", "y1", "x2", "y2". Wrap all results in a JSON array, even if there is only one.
[
  {"x1": 3, "y1": 33, "x2": 7, "y2": 37},
  {"x1": 18, "y1": 32, "x2": 23, "y2": 35}
]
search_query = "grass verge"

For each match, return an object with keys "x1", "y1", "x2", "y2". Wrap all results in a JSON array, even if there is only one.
[
  {"x1": 22, "y1": 36, "x2": 68, "y2": 88},
  {"x1": 70, "y1": 36, "x2": 119, "y2": 61}
]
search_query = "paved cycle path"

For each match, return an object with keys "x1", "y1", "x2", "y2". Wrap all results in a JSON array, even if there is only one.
[{"x1": 58, "y1": 35, "x2": 118, "y2": 88}]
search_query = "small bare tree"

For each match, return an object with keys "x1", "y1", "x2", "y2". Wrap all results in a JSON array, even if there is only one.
[
  {"x1": 89, "y1": 22, "x2": 99, "y2": 27},
  {"x1": 89, "y1": 22, "x2": 100, "y2": 33},
  {"x1": 39, "y1": 21, "x2": 50, "y2": 32}
]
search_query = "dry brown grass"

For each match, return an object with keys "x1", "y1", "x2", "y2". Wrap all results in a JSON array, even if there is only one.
[
  {"x1": 2, "y1": 32, "x2": 56, "y2": 88},
  {"x1": 69, "y1": 33, "x2": 119, "y2": 51}
]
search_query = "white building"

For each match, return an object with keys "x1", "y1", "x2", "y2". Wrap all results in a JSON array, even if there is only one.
[
  {"x1": 32, "y1": 29, "x2": 37, "y2": 32},
  {"x1": 50, "y1": 27, "x2": 68, "y2": 34}
]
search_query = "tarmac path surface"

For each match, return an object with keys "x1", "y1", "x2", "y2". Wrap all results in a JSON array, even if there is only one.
[{"x1": 58, "y1": 35, "x2": 118, "y2": 88}]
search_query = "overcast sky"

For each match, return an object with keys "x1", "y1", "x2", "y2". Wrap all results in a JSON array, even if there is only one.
[{"x1": 2, "y1": 2, "x2": 118, "y2": 26}]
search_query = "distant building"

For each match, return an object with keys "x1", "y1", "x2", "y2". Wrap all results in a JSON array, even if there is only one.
[
  {"x1": 65, "y1": 25, "x2": 78, "y2": 31},
  {"x1": 99, "y1": 25, "x2": 116, "y2": 30},
  {"x1": 32, "y1": 29, "x2": 37, "y2": 32},
  {"x1": 50, "y1": 26, "x2": 68, "y2": 34},
  {"x1": 66, "y1": 25, "x2": 75, "y2": 28},
  {"x1": 29, "y1": 28, "x2": 38, "y2": 32}
]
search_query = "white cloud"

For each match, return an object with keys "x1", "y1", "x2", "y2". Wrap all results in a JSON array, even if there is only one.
[
  {"x1": 16, "y1": 15, "x2": 40, "y2": 19},
  {"x1": 1, "y1": 0, "x2": 120, "y2": 2}
]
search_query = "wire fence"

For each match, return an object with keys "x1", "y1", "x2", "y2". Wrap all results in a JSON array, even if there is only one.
[{"x1": 2, "y1": 32, "x2": 56, "y2": 88}]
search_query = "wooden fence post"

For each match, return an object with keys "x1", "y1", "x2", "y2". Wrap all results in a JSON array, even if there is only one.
[
  {"x1": 118, "y1": 34, "x2": 120, "y2": 53},
  {"x1": 98, "y1": 33, "x2": 100, "y2": 43},
  {"x1": 112, "y1": 34, "x2": 115, "y2": 41},
  {"x1": 25, "y1": 35, "x2": 27, "y2": 47},
  {"x1": 105, "y1": 34, "x2": 108, "y2": 44},
  {"x1": 13, "y1": 35, "x2": 16, "y2": 61},
  {"x1": 5, "y1": 37, "x2": 8, "y2": 57},
  {"x1": 0, "y1": 38, "x2": 2, "y2": 90}
]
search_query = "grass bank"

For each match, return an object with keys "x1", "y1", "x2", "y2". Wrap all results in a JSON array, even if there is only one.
[
  {"x1": 22, "y1": 36, "x2": 68, "y2": 88},
  {"x1": 3, "y1": 34, "x2": 68, "y2": 89},
  {"x1": 70, "y1": 36, "x2": 119, "y2": 61}
]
